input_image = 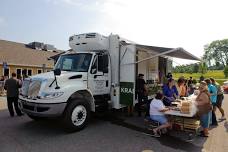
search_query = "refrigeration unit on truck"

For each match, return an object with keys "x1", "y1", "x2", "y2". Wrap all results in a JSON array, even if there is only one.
[{"x1": 19, "y1": 33, "x2": 199, "y2": 132}]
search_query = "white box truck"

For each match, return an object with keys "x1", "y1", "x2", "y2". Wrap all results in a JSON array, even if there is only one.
[{"x1": 19, "y1": 33, "x2": 199, "y2": 131}]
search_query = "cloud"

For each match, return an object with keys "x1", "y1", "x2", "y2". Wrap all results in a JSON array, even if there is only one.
[
  {"x1": 45, "y1": 0, "x2": 110, "y2": 11},
  {"x1": 60, "y1": 0, "x2": 83, "y2": 6},
  {"x1": 45, "y1": 0, "x2": 85, "y2": 6},
  {"x1": 44, "y1": 0, "x2": 228, "y2": 60},
  {"x1": 0, "y1": 17, "x2": 6, "y2": 26}
]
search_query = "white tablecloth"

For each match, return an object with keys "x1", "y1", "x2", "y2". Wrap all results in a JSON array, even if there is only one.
[
  {"x1": 164, "y1": 95, "x2": 197, "y2": 117},
  {"x1": 164, "y1": 109, "x2": 195, "y2": 117}
]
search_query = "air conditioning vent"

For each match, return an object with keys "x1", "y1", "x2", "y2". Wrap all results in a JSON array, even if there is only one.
[{"x1": 86, "y1": 33, "x2": 96, "y2": 38}]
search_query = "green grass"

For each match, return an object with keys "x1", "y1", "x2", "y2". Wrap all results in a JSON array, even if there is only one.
[{"x1": 173, "y1": 70, "x2": 228, "y2": 85}]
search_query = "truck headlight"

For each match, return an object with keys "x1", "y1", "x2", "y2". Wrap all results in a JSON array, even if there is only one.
[{"x1": 40, "y1": 92, "x2": 64, "y2": 99}]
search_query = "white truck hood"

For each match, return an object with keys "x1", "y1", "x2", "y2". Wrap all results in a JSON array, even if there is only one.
[
  {"x1": 24, "y1": 70, "x2": 88, "y2": 96},
  {"x1": 29, "y1": 71, "x2": 88, "y2": 91},
  {"x1": 31, "y1": 71, "x2": 86, "y2": 81},
  {"x1": 21, "y1": 71, "x2": 89, "y2": 104}
]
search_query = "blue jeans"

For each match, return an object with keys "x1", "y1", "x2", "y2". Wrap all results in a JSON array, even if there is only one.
[{"x1": 200, "y1": 112, "x2": 210, "y2": 128}]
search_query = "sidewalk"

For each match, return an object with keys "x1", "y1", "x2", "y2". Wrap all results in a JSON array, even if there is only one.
[{"x1": 0, "y1": 96, "x2": 7, "y2": 110}]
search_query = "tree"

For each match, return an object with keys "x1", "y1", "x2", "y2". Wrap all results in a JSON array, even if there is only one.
[
  {"x1": 173, "y1": 63, "x2": 199, "y2": 73},
  {"x1": 204, "y1": 39, "x2": 228, "y2": 67},
  {"x1": 199, "y1": 61, "x2": 207, "y2": 75},
  {"x1": 224, "y1": 66, "x2": 228, "y2": 78},
  {"x1": 193, "y1": 63, "x2": 199, "y2": 73}
]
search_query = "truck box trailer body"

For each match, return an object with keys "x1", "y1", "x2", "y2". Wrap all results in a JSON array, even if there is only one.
[{"x1": 19, "y1": 33, "x2": 199, "y2": 131}]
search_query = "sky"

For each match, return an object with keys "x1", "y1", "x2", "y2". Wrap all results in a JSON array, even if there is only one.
[{"x1": 1, "y1": 0, "x2": 228, "y2": 65}]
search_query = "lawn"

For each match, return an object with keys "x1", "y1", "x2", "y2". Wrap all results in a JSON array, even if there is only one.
[{"x1": 173, "y1": 70, "x2": 228, "y2": 85}]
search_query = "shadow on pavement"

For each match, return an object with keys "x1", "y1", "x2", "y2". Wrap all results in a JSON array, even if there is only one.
[
  {"x1": 16, "y1": 115, "x2": 107, "y2": 136},
  {"x1": 98, "y1": 110, "x2": 205, "y2": 152},
  {"x1": 224, "y1": 121, "x2": 228, "y2": 132},
  {"x1": 18, "y1": 119, "x2": 67, "y2": 135}
]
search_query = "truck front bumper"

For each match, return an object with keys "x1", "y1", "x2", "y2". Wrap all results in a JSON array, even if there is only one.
[{"x1": 19, "y1": 98, "x2": 67, "y2": 117}]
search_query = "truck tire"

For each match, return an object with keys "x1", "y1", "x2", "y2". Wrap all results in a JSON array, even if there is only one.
[
  {"x1": 63, "y1": 99, "x2": 90, "y2": 132},
  {"x1": 27, "y1": 114, "x2": 44, "y2": 121}
]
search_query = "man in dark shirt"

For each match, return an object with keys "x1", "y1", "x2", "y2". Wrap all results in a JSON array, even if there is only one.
[
  {"x1": 4, "y1": 73, "x2": 22, "y2": 117},
  {"x1": 136, "y1": 74, "x2": 148, "y2": 117},
  {"x1": 188, "y1": 77, "x2": 193, "y2": 87}
]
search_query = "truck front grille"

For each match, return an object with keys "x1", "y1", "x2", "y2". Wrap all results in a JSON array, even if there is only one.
[
  {"x1": 22, "y1": 102, "x2": 49, "y2": 112},
  {"x1": 23, "y1": 104, "x2": 34, "y2": 111},
  {"x1": 21, "y1": 79, "x2": 41, "y2": 98},
  {"x1": 28, "y1": 80, "x2": 41, "y2": 98},
  {"x1": 21, "y1": 79, "x2": 30, "y2": 96}
]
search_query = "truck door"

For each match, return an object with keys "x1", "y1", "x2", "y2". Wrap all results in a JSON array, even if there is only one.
[{"x1": 88, "y1": 53, "x2": 111, "y2": 95}]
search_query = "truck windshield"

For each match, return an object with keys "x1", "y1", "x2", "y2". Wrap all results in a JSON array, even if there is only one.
[{"x1": 54, "y1": 53, "x2": 92, "y2": 72}]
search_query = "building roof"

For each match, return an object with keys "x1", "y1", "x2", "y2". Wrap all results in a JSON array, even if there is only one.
[{"x1": 0, "y1": 39, "x2": 62, "y2": 68}]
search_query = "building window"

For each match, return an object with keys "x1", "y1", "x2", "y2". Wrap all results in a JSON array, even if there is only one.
[
  {"x1": 16, "y1": 69, "x2": 22, "y2": 76},
  {"x1": 4, "y1": 68, "x2": 10, "y2": 77},
  {"x1": 28, "y1": 69, "x2": 32, "y2": 76},
  {"x1": 22, "y1": 69, "x2": 27, "y2": 76},
  {"x1": 37, "y1": 69, "x2": 42, "y2": 74}
]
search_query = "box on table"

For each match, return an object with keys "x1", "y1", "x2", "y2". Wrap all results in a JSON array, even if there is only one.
[{"x1": 180, "y1": 101, "x2": 192, "y2": 114}]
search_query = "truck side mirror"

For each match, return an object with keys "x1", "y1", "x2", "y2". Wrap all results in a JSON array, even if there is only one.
[
  {"x1": 91, "y1": 65, "x2": 97, "y2": 74},
  {"x1": 54, "y1": 68, "x2": 61, "y2": 76}
]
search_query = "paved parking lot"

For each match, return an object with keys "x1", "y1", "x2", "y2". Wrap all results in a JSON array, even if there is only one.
[{"x1": 0, "y1": 95, "x2": 228, "y2": 152}]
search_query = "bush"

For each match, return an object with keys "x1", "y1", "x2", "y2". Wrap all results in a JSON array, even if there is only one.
[{"x1": 216, "y1": 80, "x2": 225, "y2": 85}]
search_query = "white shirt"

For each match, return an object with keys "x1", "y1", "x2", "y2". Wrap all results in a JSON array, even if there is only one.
[{"x1": 150, "y1": 98, "x2": 165, "y2": 116}]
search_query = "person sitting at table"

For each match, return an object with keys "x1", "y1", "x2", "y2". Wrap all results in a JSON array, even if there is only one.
[
  {"x1": 195, "y1": 81, "x2": 212, "y2": 137},
  {"x1": 150, "y1": 92, "x2": 171, "y2": 136},
  {"x1": 162, "y1": 78, "x2": 178, "y2": 106}
]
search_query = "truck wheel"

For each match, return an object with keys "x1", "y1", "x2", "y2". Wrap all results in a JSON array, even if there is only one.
[
  {"x1": 27, "y1": 114, "x2": 44, "y2": 121},
  {"x1": 63, "y1": 100, "x2": 90, "y2": 132}
]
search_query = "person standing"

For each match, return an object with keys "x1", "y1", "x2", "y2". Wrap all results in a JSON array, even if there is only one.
[
  {"x1": 195, "y1": 81, "x2": 212, "y2": 137},
  {"x1": 4, "y1": 73, "x2": 23, "y2": 117},
  {"x1": 0, "y1": 75, "x2": 5, "y2": 96},
  {"x1": 188, "y1": 77, "x2": 195, "y2": 95},
  {"x1": 188, "y1": 77, "x2": 193, "y2": 87},
  {"x1": 205, "y1": 79, "x2": 218, "y2": 126},
  {"x1": 199, "y1": 75, "x2": 205, "y2": 82},
  {"x1": 136, "y1": 74, "x2": 148, "y2": 117},
  {"x1": 210, "y1": 78, "x2": 226, "y2": 120}
]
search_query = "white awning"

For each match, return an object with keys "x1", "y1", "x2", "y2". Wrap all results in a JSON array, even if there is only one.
[{"x1": 136, "y1": 44, "x2": 200, "y2": 63}]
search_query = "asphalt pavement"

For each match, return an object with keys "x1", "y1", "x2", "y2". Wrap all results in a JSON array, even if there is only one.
[{"x1": 0, "y1": 95, "x2": 228, "y2": 152}]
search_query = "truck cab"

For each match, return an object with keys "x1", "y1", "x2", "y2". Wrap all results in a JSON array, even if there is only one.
[{"x1": 19, "y1": 33, "x2": 113, "y2": 131}]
